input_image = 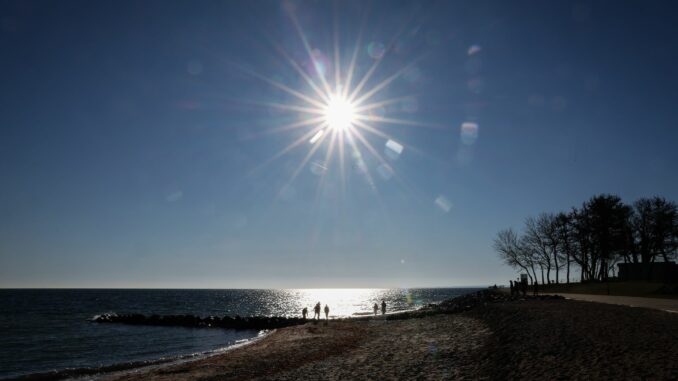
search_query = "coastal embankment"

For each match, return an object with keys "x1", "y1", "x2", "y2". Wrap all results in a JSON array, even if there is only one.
[{"x1": 95, "y1": 290, "x2": 678, "y2": 380}]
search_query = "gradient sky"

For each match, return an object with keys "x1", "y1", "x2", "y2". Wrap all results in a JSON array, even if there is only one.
[{"x1": 1, "y1": 0, "x2": 677, "y2": 288}]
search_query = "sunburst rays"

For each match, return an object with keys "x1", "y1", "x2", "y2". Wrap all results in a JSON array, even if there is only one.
[{"x1": 243, "y1": 5, "x2": 428, "y2": 199}]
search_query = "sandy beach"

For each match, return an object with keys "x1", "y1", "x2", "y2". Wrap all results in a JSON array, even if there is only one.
[{"x1": 96, "y1": 292, "x2": 678, "y2": 380}]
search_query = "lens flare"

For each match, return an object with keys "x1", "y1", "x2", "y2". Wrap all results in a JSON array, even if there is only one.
[
  {"x1": 460, "y1": 122, "x2": 479, "y2": 145},
  {"x1": 435, "y1": 195, "x2": 452, "y2": 213}
]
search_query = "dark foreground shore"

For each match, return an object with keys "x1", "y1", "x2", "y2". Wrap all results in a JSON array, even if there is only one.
[{"x1": 93, "y1": 291, "x2": 678, "y2": 380}]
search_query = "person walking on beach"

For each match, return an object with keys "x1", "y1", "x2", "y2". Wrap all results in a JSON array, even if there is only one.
[
  {"x1": 381, "y1": 300, "x2": 386, "y2": 315},
  {"x1": 302, "y1": 307, "x2": 308, "y2": 320},
  {"x1": 324, "y1": 304, "x2": 329, "y2": 320},
  {"x1": 314, "y1": 302, "x2": 321, "y2": 320},
  {"x1": 373, "y1": 303, "x2": 378, "y2": 316}
]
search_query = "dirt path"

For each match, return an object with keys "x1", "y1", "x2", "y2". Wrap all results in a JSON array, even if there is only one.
[
  {"x1": 468, "y1": 299, "x2": 678, "y2": 380},
  {"x1": 553, "y1": 293, "x2": 678, "y2": 313}
]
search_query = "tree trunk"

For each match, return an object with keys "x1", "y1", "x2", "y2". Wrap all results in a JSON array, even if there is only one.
[
  {"x1": 566, "y1": 253, "x2": 570, "y2": 284},
  {"x1": 540, "y1": 267, "x2": 545, "y2": 284},
  {"x1": 530, "y1": 265, "x2": 538, "y2": 285}
]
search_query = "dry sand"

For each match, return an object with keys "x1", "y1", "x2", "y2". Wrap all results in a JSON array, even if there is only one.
[{"x1": 98, "y1": 296, "x2": 678, "y2": 380}]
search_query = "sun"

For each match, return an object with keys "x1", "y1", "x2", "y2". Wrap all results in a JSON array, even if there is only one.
[
  {"x1": 241, "y1": 5, "x2": 440, "y2": 196},
  {"x1": 323, "y1": 95, "x2": 355, "y2": 131}
]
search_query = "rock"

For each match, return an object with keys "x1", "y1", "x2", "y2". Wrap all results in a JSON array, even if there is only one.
[{"x1": 92, "y1": 312, "x2": 309, "y2": 331}]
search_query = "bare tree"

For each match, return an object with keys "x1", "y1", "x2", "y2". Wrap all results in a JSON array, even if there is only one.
[
  {"x1": 539, "y1": 213, "x2": 564, "y2": 283},
  {"x1": 524, "y1": 215, "x2": 558, "y2": 284},
  {"x1": 493, "y1": 229, "x2": 536, "y2": 283},
  {"x1": 555, "y1": 212, "x2": 575, "y2": 284}
]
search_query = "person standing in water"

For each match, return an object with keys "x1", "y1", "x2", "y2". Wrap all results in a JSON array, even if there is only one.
[
  {"x1": 324, "y1": 304, "x2": 329, "y2": 320},
  {"x1": 302, "y1": 307, "x2": 308, "y2": 320},
  {"x1": 381, "y1": 300, "x2": 386, "y2": 315},
  {"x1": 373, "y1": 303, "x2": 378, "y2": 316}
]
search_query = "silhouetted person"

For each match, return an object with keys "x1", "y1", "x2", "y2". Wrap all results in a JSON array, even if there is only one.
[
  {"x1": 533, "y1": 280, "x2": 539, "y2": 296},
  {"x1": 381, "y1": 300, "x2": 386, "y2": 315},
  {"x1": 314, "y1": 302, "x2": 321, "y2": 320},
  {"x1": 302, "y1": 307, "x2": 308, "y2": 320},
  {"x1": 373, "y1": 303, "x2": 378, "y2": 316},
  {"x1": 509, "y1": 280, "x2": 514, "y2": 296},
  {"x1": 521, "y1": 280, "x2": 527, "y2": 296},
  {"x1": 324, "y1": 304, "x2": 329, "y2": 320}
]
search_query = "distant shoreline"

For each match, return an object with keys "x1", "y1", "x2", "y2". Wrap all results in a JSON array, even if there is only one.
[{"x1": 0, "y1": 286, "x2": 491, "y2": 290}]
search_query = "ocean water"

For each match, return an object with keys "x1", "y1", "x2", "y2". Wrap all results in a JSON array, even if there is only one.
[{"x1": 0, "y1": 288, "x2": 480, "y2": 379}]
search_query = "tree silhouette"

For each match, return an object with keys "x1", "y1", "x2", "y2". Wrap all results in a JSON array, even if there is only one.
[
  {"x1": 554, "y1": 212, "x2": 575, "y2": 284},
  {"x1": 523, "y1": 214, "x2": 563, "y2": 284},
  {"x1": 575, "y1": 194, "x2": 632, "y2": 281},
  {"x1": 494, "y1": 193, "x2": 678, "y2": 283},
  {"x1": 633, "y1": 197, "x2": 678, "y2": 263},
  {"x1": 493, "y1": 229, "x2": 536, "y2": 283}
]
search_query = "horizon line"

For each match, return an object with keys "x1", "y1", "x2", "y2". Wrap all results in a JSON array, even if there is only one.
[{"x1": 0, "y1": 285, "x2": 492, "y2": 290}]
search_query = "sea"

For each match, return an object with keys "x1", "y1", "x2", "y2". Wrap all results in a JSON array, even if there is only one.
[{"x1": 0, "y1": 288, "x2": 480, "y2": 379}]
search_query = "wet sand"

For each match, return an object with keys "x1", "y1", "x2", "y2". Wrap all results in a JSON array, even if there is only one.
[{"x1": 99, "y1": 295, "x2": 678, "y2": 380}]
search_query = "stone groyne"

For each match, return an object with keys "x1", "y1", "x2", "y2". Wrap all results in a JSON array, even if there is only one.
[{"x1": 93, "y1": 313, "x2": 307, "y2": 330}]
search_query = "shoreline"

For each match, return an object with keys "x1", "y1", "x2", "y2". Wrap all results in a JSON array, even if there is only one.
[
  {"x1": 84, "y1": 330, "x2": 272, "y2": 381},
  {"x1": 6, "y1": 290, "x2": 678, "y2": 380},
  {"x1": 2, "y1": 332, "x2": 271, "y2": 381},
  {"x1": 87, "y1": 306, "x2": 428, "y2": 380},
  {"x1": 2, "y1": 306, "x2": 429, "y2": 381},
  {"x1": 2, "y1": 288, "x2": 480, "y2": 380},
  {"x1": 97, "y1": 291, "x2": 678, "y2": 380},
  {"x1": 0, "y1": 291, "x2": 538, "y2": 381}
]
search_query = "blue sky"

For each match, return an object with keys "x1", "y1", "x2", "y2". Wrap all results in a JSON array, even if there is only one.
[{"x1": 1, "y1": 0, "x2": 677, "y2": 288}]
